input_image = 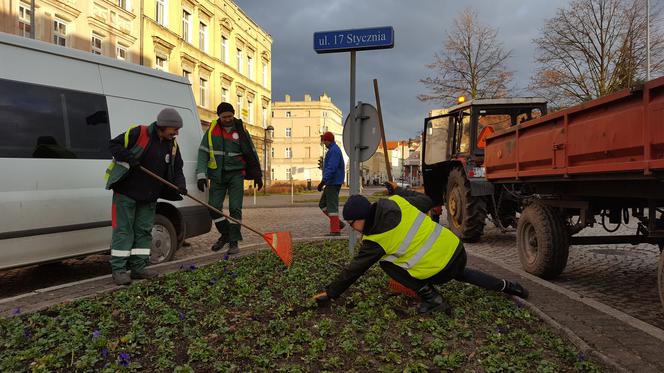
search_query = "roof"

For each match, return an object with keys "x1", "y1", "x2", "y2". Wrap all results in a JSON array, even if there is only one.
[
  {"x1": 0, "y1": 32, "x2": 190, "y2": 85},
  {"x1": 386, "y1": 141, "x2": 400, "y2": 150}
]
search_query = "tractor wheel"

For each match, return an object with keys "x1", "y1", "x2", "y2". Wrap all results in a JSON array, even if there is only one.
[
  {"x1": 150, "y1": 214, "x2": 178, "y2": 265},
  {"x1": 516, "y1": 203, "x2": 569, "y2": 279},
  {"x1": 446, "y1": 168, "x2": 487, "y2": 242},
  {"x1": 659, "y1": 252, "x2": 664, "y2": 312}
]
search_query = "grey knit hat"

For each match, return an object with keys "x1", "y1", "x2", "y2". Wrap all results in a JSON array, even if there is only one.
[{"x1": 156, "y1": 108, "x2": 183, "y2": 128}]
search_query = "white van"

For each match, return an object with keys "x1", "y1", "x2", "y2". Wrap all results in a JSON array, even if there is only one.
[{"x1": 0, "y1": 32, "x2": 211, "y2": 270}]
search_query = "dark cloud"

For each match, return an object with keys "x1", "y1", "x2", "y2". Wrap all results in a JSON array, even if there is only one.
[{"x1": 237, "y1": 0, "x2": 568, "y2": 139}]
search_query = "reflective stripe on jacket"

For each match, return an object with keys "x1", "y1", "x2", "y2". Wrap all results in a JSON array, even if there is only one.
[{"x1": 363, "y1": 195, "x2": 460, "y2": 279}]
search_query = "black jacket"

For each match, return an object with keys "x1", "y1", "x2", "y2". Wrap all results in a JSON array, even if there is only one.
[
  {"x1": 326, "y1": 187, "x2": 436, "y2": 298},
  {"x1": 233, "y1": 118, "x2": 262, "y2": 181},
  {"x1": 109, "y1": 125, "x2": 185, "y2": 203}
]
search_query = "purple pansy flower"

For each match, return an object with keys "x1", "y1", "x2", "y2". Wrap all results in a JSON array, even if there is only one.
[
  {"x1": 118, "y1": 352, "x2": 131, "y2": 366},
  {"x1": 209, "y1": 277, "x2": 218, "y2": 285},
  {"x1": 11, "y1": 308, "x2": 21, "y2": 316},
  {"x1": 179, "y1": 311, "x2": 186, "y2": 321},
  {"x1": 92, "y1": 329, "x2": 101, "y2": 339},
  {"x1": 101, "y1": 348, "x2": 109, "y2": 358}
]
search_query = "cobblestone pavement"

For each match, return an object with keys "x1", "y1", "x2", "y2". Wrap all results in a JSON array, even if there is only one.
[{"x1": 459, "y1": 220, "x2": 664, "y2": 331}]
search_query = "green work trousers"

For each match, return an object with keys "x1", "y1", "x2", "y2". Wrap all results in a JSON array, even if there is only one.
[
  {"x1": 110, "y1": 192, "x2": 156, "y2": 273},
  {"x1": 319, "y1": 184, "x2": 341, "y2": 215},
  {"x1": 209, "y1": 170, "x2": 244, "y2": 241}
]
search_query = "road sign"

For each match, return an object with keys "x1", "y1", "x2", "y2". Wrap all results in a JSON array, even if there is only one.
[
  {"x1": 314, "y1": 26, "x2": 394, "y2": 54},
  {"x1": 343, "y1": 103, "x2": 381, "y2": 162}
]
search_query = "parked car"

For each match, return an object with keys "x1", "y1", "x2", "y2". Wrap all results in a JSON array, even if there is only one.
[{"x1": 0, "y1": 32, "x2": 211, "y2": 270}]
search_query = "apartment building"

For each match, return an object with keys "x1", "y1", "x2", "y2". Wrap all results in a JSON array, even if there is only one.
[{"x1": 271, "y1": 93, "x2": 346, "y2": 183}]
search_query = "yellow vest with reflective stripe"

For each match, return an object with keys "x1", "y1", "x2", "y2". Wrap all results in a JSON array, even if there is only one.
[
  {"x1": 206, "y1": 119, "x2": 218, "y2": 169},
  {"x1": 363, "y1": 195, "x2": 460, "y2": 279}
]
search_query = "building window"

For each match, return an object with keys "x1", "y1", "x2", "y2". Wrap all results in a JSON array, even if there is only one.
[
  {"x1": 247, "y1": 98, "x2": 254, "y2": 124},
  {"x1": 155, "y1": 56, "x2": 167, "y2": 71},
  {"x1": 237, "y1": 95, "x2": 243, "y2": 119},
  {"x1": 247, "y1": 55, "x2": 253, "y2": 80},
  {"x1": 182, "y1": 10, "x2": 191, "y2": 43},
  {"x1": 285, "y1": 127, "x2": 291, "y2": 138},
  {"x1": 285, "y1": 147, "x2": 291, "y2": 159},
  {"x1": 271, "y1": 168, "x2": 274, "y2": 180},
  {"x1": 53, "y1": 19, "x2": 67, "y2": 46},
  {"x1": 91, "y1": 33, "x2": 103, "y2": 55},
  {"x1": 199, "y1": 22, "x2": 207, "y2": 52},
  {"x1": 236, "y1": 49, "x2": 242, "y2": 74},
  {"x1": 285, "y1": 111, "x2": 291, "y2": 118},
  {"x1": 155, "y1": 0, "x2": 165, "y2": 25},
  {"x1": 199, "y1": 78, "x2": 208, "y2": 107},
  {"x1": 286, "y1": 167, "x2": 292, "y2": 180},
  {"x1": 221, "y1": 36, "x2": 228, "y2": 63},
  {"x1": 116, "y1": 44, "x2": 127, "y2": 60},
  {"x1": 221, "y1": 87, "x2": 228, "y2": 103},
  {"x1": 262, "y1": 62, "x2": 268, "y2": 86},
  {"x1": 182, "y1": 69, "x2": 191, "y2": 82},
  {"x1": 18, "y1": 2, "x2": 31, "y2": 38},
  {"x1": 323, "y1": 111, "x2": 328, "y2": 117},
  {"x1": 305, "y1": 146, "x2": 311, "y2": 158},
  {"x1": 117, "y1": 0, "x2": 128, "y2": 10},
  {"x1": 262, "y1": 108, "x2": 267, "y2": 127}
]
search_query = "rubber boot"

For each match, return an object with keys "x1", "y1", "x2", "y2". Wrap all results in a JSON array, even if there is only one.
[
  {"x1": 501, "y1": 280, "x2": 529, "y2": 299},
  {"x1": 131, "y1": 268, "x2": 158, "y2": 280},
  {"x1": 416, "y1": 285, "x2": 451, "y2": 315},
  {"x1": 329, "y1": 215, "x2": 341, "y2": 235},
  {"x1": 112, "y1": 271, "x2": 131, "y2": 286}
]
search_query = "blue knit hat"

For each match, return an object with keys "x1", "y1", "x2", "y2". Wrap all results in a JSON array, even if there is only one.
[{"x1": 343, "y1": 195, "x2": 372, "y2": 221}]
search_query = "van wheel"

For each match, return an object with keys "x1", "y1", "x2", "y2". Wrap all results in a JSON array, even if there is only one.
[
  {"x1": 517, "y1": 203, "x2": 569, "y2": 279},
  {"x1": 150, "y1": 214, "x2": 177, "y2": 264}
]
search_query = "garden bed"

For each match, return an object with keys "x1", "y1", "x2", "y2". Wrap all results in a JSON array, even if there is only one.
[{"x1": 1, "y1": 241, "x2": 602, "y2": 372}]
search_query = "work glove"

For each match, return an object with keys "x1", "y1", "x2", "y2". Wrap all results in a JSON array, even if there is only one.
[
  {"x1": 254, "y1": 178, "x2": 263, "y2": 191},
  {"x1": 178, "y1": 186, "x2": 188, "y2": 195},
  {"x1": 312, "y1": 291, "x2": 331, "y2": 306},
  {"x1": 317, "y1": 181, "x2": 325, "y2": 192},
  {"x1": 127, "y1": 156, "x2": 140, "y2": 169},
  {"x1": 197, "y1": 178, "x2": 207, "y2": 192},
  {"x1": 384, "y1": 181, "x2": 398, "y2": 195}
]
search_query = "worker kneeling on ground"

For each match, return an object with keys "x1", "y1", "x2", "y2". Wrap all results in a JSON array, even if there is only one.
[{"x1": 313, "y1": 182, "x2": 528, "y2": 314}]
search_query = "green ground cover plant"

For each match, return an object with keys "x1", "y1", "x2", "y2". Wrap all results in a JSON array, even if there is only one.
[{"x1": 0, "y1": 241, "x2": 603, "y2": 372}]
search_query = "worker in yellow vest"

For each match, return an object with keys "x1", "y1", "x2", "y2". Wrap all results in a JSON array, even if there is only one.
[{"x1": 313, "y1": 182, "x2": 528, "y2": 314}]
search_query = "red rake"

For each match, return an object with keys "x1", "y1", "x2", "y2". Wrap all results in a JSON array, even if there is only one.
[
  {"x1": 140, "y1": 166, "x2": 293, "y2": 267},
  {"x1": 388, "y1": 279, "x2": 419, "y2": 299}
]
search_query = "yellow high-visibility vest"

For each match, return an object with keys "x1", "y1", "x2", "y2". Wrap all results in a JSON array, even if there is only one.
[{"x1": 363, "y1": 195, "x2": 460, "y2": 279}]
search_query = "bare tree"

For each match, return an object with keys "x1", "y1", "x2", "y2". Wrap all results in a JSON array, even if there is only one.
[
  {"x1": 419, "y1": 8, "x2": 513, "y2": 105},
  {"x1": 531, "y1": 0, "x2": 664, "y2": 108}
]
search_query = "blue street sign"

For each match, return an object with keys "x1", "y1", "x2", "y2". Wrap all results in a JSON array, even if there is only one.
[{"x1": 313, "y1": 26, "x2": 394, "y2": 54}]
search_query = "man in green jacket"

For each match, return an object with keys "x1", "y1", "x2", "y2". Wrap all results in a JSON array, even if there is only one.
[
  {"x1": 313, "y1": 182, "x2": 528, "y2": 314},
  {"x1": 106, "y1": 108, "x2": 187, "y2": 285},
  {"x1": 196, "y1": 102, "x2": 262, "y2": 254}
]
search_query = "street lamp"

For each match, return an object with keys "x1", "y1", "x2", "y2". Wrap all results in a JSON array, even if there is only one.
[{"x1": 263, "y1": 125, "x2": 274, "y2": 195}]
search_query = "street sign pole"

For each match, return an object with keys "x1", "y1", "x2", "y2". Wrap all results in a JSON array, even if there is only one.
[
  {"x1": 349, "y1": 51, "x2": 359, "y2": 252},
  {"x1": 314, "y1": 26, "x2": 394, "y2": 254}
]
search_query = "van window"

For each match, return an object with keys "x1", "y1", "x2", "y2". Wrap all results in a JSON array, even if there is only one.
[{"x1": 0, "y1": 78, "x2": 111, "y2": 159}]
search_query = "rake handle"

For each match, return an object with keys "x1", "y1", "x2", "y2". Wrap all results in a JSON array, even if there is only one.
[{"x1": 139, "y1": 166, "x2": 263, "y2": 237}]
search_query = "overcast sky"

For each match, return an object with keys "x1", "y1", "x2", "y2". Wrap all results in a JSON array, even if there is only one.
[{"x1": 236, "y1": 0, "x2": 569, "y2": 140}]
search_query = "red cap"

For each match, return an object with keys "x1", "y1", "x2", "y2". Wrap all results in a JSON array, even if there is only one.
[{"x1": 321, "y1": 131, "x2": 335, "y2": 142}]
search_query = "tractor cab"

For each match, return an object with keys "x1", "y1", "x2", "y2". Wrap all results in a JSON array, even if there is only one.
[{"x1": 421, "y1": 97, "x2": 547, "y2": 240}]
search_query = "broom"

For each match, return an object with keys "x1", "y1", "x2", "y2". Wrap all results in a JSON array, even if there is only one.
[{"x1": 140, "y1": 166, "x2": 293, "y2": 267}]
